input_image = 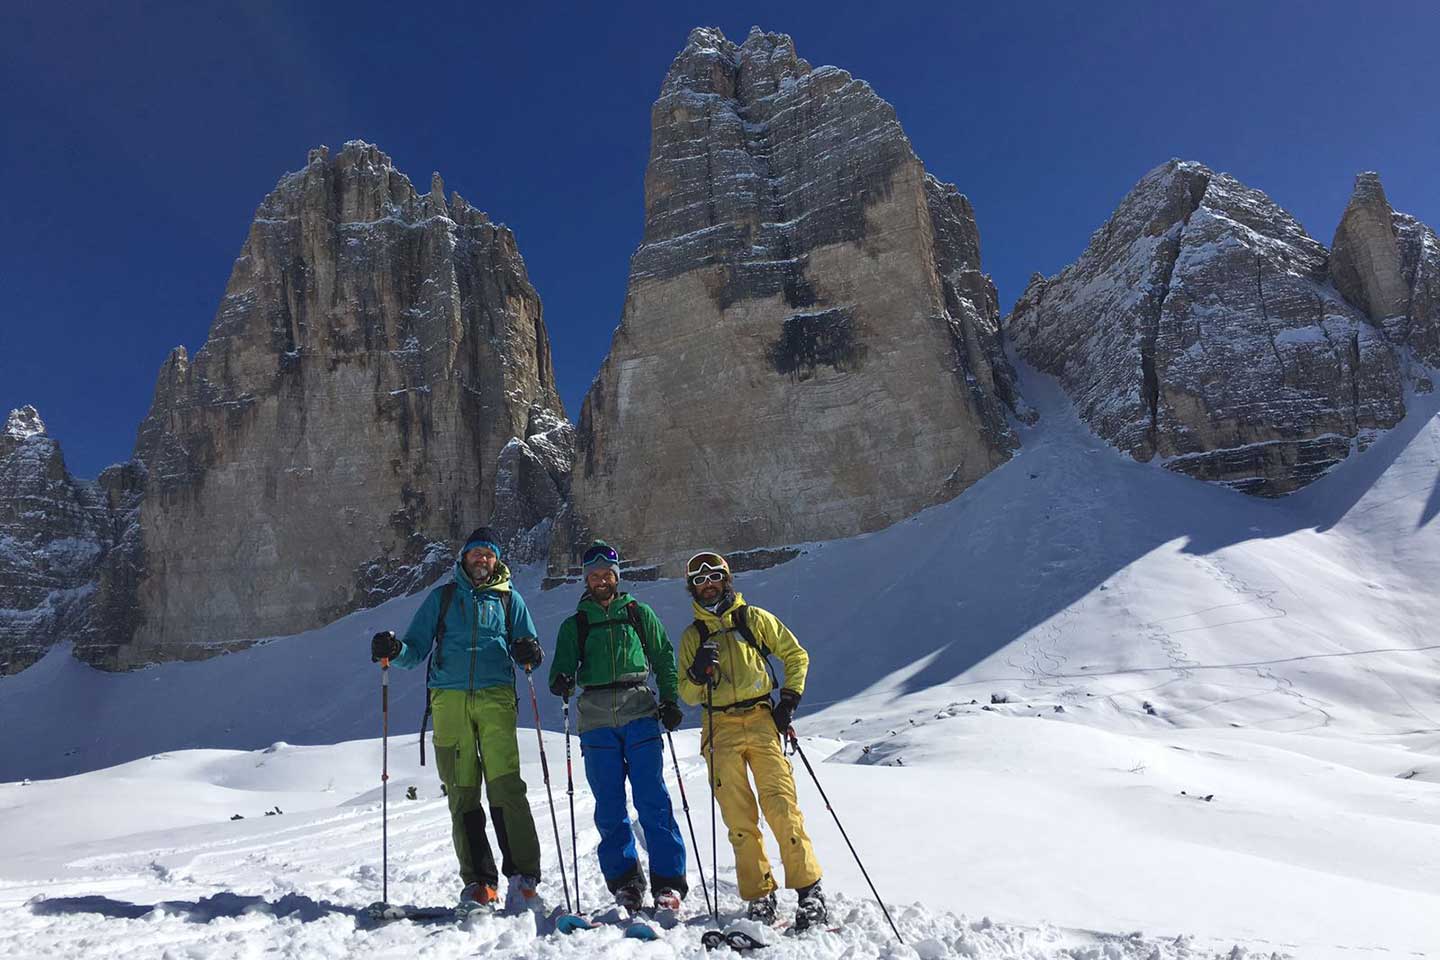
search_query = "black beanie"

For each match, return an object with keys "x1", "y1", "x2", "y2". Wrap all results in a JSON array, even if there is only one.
[{"x1": 461, "y1": 527, "x2": 503, "y2": 560}]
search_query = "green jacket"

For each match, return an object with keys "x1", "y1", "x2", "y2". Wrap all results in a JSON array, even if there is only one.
[{"x1": 549, "y1": 594, "x2": 679, "y2": 733}]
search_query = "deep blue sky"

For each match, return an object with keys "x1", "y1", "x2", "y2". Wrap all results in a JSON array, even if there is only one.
[{"x1": 4, "y1": 1, "x2": 1437, "y2": 479}]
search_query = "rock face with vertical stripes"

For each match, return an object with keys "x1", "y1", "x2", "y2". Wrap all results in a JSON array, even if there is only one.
[
  {"x1": 553, "y1": 26, "x2": 1022, "y2": 577},
  {"x1": 1007, "y1": 160, "x2": 1409, "y2": 495},
  {"x1": 103, "y1": 142, "x2": 568, "y2": 669},
  {"x1": 1329, "y1": 171, "x2": 1440, "y2": 374}
]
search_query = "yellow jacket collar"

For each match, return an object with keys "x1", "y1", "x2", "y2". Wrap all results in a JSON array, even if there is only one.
[{"x1": 692, "y1": 591, "x2": 746, "y2": 627}]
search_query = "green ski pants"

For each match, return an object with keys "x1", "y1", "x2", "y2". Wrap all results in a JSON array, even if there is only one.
[{"x1": 430, "y1": 686, "x2": 542, "y2": 886}]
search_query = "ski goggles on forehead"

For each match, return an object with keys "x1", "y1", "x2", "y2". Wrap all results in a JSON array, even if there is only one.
[
  {"x1": 689, "y1": 571, "x2": 726, "y2": 586},
  {"x1": 582, "y1": 543, "x2": 619, "y2": 566}
]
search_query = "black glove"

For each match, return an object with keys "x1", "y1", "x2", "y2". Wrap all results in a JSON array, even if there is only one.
[
  {"x1": 510, "y1": 636, "x2": 544, "y2": 670},
  {"x1": 658, "y1": 699, "x2": 684, "y2": 731},
  {"x1": 771, "y1": 689, "x2": 801, "y2": 733},
  {"x1": 687, "y1": 641, "x2": 720, "y2": 687},
  {"x1": 550, "y1": 673, "x2": 575, "y2": 700},
  {"x1": 371, "y1": 631, "x2": 400, "y2": 662}
]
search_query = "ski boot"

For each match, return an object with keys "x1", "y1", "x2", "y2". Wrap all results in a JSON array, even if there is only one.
[
  {"x1": 792, "y1": 880, "x2": 828, "y2": 932},
  {"x1": 745, "y1": 892, "x2": 777, "y2": 923},
  {"x1": 457, "y1": 880, "x2": 499, "y2": 917},
  {"x1": 505, "y1": 874, "x2": 541, "y2": 912},
  {"x1": 615, "y1": 878, "x2": 647, "y2": 913}
]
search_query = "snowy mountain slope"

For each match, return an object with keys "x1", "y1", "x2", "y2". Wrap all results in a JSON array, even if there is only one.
[
  {"x1": 2, "y1": 361, "x2": 1439, "y2": 956},
  {"x1": 6, "y1": 365, "x2": 1439, "y2": 780}
]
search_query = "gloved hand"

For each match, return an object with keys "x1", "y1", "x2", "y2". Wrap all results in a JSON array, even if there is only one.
[
  {"x1": 371, "y1": 631, "x2": 400, "y2": 662},
  {"x1": 550, "y1": 673, "x2": 575, "y2": 700},
  {"x1": 658, "y1": 699, "x2": 684, "y2": 731},
  {"x1": 510, "y1": 636, "x2": 544, "y2": 670},
  {"x1": 687, "y1": 641, "x2": 720, "y2": 687},
  {"x1": 771, "y1": 689, "x2": 801, "y2": 733}
]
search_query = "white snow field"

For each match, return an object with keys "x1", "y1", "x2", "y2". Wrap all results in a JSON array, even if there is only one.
[{"x1": 3, "y1": 366, "x2": 1439, "y2": 958}]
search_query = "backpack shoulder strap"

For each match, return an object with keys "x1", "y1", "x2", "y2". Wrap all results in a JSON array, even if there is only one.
[
  {"x1": 693, "y1": 619, "x2": 711, "y2": 644},
  {"x1": 498, "y1": 590, "x2": 513, "y2": 642},
  {"x1": 626, "y1": 601, "x2": 653, "y2": 670},
  {"x1": 733, "y1": 604, "x2": 781, "y2": 690},
  {"x1": 732, "y1": 604, "x2": 770, "y2": 658},
  {"x1": 575, "y1": 611, "x2": 590, "y2": 667},
  {"x1": 430, "y1": 582, "x2": 458, "y2": 674}
]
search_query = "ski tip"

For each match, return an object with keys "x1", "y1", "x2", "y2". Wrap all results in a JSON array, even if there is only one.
[
  {"x1": 624, "y1": 921, "x2": 660, "y2": 941},
  {"x1": 555, "y1": 913, "x2": 597, "y2": 934}
]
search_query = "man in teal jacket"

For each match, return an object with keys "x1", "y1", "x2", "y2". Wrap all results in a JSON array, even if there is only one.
[
  {"x1": 547, "y1": 540, "x2": 688, "y2": 912},
  {"x1": 371, "y1": 526, "x2": 545, "y2": 911}
]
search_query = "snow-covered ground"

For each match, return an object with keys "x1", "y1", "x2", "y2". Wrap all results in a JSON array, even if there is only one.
[{"x1": 3, "y1": 366, "x2": 1439, "y2": 958}]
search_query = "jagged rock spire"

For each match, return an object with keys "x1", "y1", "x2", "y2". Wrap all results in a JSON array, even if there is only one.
[{"x1": 552, "y1": 26, "x2": 1020, "y2": 578}]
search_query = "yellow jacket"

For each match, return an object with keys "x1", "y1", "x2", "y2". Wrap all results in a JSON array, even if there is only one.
[{"x1": 676, "y1": 592, "x2": 809, "y2": 708}]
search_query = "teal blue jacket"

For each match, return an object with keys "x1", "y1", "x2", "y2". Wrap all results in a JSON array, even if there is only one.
[{"x1": 392, "y1": 560, "x2": 538, "y2": 691}]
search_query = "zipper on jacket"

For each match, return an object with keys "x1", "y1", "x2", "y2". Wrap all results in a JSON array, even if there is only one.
[
  {"x1": 610, "y1": 616, "x2": 619, "y2": 727},
  {"x1": 468, "y1": 594, "x2": 478, "y2": 696}
]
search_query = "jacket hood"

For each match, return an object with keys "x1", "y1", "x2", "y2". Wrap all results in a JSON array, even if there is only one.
[
  {"x1": 691, "y1": 590, "x2": 745, "y2": 626},
  {"x1": 454, "y1": 558, "x2": 513, "y2": 595}
]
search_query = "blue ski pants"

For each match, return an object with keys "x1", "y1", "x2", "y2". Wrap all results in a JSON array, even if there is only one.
[{"x1": 580, "y1": 715, "x2": 688, "y2": 896}]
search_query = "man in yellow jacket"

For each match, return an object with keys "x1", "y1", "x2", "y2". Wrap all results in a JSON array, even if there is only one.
[{"x1": 676, "y1": 550, "x2": 827, "y2": 929}]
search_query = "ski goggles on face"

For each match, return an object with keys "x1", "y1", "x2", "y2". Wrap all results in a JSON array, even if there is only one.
[
  {"x1": 582, "y1": 543, "x2": 619, "y2": 567},
  {"x1": 685, "y1": 551, "x2": 728, "y2": 576},
  {"x1": 689, "y1": 571, "x2": 726, "y2": 586}
]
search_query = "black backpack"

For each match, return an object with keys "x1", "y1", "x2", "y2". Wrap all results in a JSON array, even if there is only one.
[
  {"x1": 418, "y1": 583, "x2": 513, "y2": 765},
  {"x1": 693, "y1": 604, "x2": 780, "y2": 688},
  {"x1": 571, "y1": 600, "x2": 659, "y2": 685},
  {"x1": 574, "y1": 600, "x2": 647, "y2": 667}
]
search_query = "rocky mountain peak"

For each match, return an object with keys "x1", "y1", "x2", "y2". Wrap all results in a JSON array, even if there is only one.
[
  {"x1": 4, "y1": 405, "x2": 45, "y2": 442},
  {"x1": 1330, "y1": 170, "x2": 1411, "y2": 324},
  {"x1": 100, "y1": 142, "x2": 569, "y2": 669},
  {"x1": 553, "y1": 26, "x2": 1020, "y2": 578},
  {"x1": 1008, "y1": 160, "x2": 1405, "y2": 495},
  {"x1": 664, "y1": 26, "x2": 811, "y2": 101}
]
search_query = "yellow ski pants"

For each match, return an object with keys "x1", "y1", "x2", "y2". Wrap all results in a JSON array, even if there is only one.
[{"x1": 703, "y1": 703, "x2": 822, "y2": 900}]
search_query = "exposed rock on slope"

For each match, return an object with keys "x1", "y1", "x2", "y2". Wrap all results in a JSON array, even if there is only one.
[
  {"x1": 555, "y1": 26, "x2": 1022, "y2": 576},
  {"x1": 1007, "y1": 160, "x2": 1407, "y2": 495},
  {"x1": 104, "y1": 142, "x2": 568, "y2": 668},
  {"x1": 1329, "y1": 171, "x2": 1440, "y2": 373},
  {"x1": 0, "y1": 407, "x2": 139, "y2": 674}
]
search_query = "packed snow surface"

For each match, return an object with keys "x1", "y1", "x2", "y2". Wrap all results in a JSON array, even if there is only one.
[{"x1": 3, "y1": 366, "x2": 1439, "y2": 958}]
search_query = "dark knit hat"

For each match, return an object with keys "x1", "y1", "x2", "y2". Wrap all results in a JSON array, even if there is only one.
[{"x1": 461, "y1": 526, "x2": 503, "y2": 561}]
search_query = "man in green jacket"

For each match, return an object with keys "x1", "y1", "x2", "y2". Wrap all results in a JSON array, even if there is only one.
[
  {"x1": 371, "y1": 526, "x2": 545, "y2": 911},
  {"x1": 548, "y1": 540, "x2": 688, "y2": 912}
]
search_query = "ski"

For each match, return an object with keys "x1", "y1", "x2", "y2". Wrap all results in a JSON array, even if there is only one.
[
  {"x1": 555, "y1": 912, "x2": 597, "y2": 934},
  {"x1": 702, "y1": 928, "x2": 768, "y2": 951},
  {"x1": 784, "y1": 921, "x2": 843, "y2": 937},
  {"x1": 364, "y1": 901, "x2": 478, "y2": 924},
  {"x1": 624, "y1": 918, "x2": 660, "y2": 940},
  {"x1": 553, "y1": 907, "x2": 659, "y2": 940}
]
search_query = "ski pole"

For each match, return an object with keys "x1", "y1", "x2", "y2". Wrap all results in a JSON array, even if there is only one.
[
  {"x1": 563, "y1": 695, "x2": 580, "y2": 914},
  {"x1": 786, "y1": 729, "x2": 904, "y2": 943},
  {"x1": 666, "y1": 728, "x2": 714, "y2": 919},
  {"x1": 705, "y1": 681, "x2": 719, "y2": 923},
  {"x1": 525, "y1": 668, "x2": 572, "y2": 912},
  {"x1": 380, "y1": 656, "x2": 390, "y2": 907}
]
